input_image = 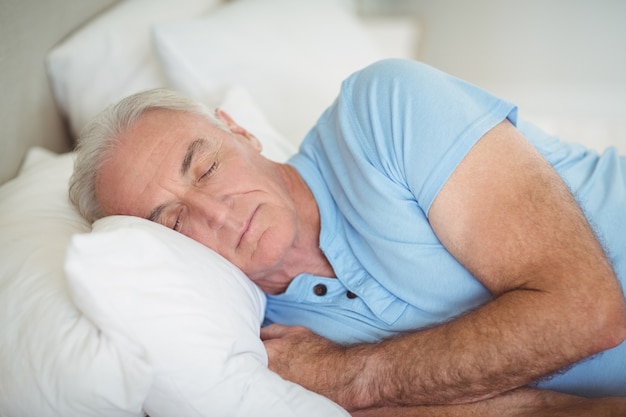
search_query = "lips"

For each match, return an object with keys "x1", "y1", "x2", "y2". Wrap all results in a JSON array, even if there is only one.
[{"x1": 237, "y1": 206, "x2": 258, "y2": 248}]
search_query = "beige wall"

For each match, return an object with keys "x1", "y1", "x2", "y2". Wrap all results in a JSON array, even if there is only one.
[
  {"x1": 359, "y1": 0, "x2": 626, "y2": 152},
  {"x1": 0, "y1": 0, "x2": 117, "y2": 183}
]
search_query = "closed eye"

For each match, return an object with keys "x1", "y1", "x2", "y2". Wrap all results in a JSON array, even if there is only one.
[
  {"x1": 200, "y1": 161, "x2": 218, "y2": 181},
  {"x1": 172, "y1": 207, "x2": 184, "y2": 231},
  {"x1": 147, "y1": 204, "x2": 183, "y2": 232}
]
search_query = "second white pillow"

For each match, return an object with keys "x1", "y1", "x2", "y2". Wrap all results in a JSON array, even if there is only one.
[{"x1": 153, "y1": 0, "x2": 386, "y2": 144}]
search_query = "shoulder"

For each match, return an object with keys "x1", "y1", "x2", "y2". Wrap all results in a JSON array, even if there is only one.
[
  {"x1": 338, "y1": 59, "x2": 479, "y2": 127},
  {"x1": 350, "y1": 58, "x2": 443, "y2": 83},
  {"x1": 344, "y1": 59, "x2": 453, "y2": 98}
]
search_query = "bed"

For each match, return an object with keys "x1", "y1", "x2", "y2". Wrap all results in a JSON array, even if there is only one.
[
  {"x1": 0, "y1": 0, "x2": 420, "y2": 416},
  {"x1": 2, "y1": 0, "x2": 625, "y2": 415}
]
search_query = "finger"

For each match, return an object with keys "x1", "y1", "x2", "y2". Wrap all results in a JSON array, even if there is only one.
[
  {"x1": 261, "y1": 324, "x2": 313, "y2": 340},
  {"x1": 260, "y1": 323, "x2": 291, "y2": 340}
]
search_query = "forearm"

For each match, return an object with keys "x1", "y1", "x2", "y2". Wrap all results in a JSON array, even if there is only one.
[
  {"x1": 341, "y1": 287, "x2": 621, "y2": 408},
  {"x1": 351, "y1": 388, "x2": 626, "y2": 417}
]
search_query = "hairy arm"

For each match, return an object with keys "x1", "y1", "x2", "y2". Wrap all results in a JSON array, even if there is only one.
[{"x1": 262, "y1": 121, "x2": 626, "y2": 409}]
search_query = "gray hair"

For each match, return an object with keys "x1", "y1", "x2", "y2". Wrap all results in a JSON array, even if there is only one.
[{"x1": 68, "y1": 88, "x2": 225, "y2": 223}]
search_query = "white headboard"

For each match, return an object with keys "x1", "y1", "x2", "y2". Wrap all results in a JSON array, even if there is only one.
[{"x1": 0, "y1": 0, "x2": 119, "y2": 184}]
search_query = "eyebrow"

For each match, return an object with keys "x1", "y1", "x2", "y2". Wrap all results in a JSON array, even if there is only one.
[
  {"x1": 181, "y1": 138, "x2": 210, "y2": 177},
  {"x1": 147, "y1": 203, "x2": 167, "y2": 223}
]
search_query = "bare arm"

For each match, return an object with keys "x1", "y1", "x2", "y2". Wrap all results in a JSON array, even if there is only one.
[
  {"x1": 262, "y1": 121, "x2": 626, "y2": 409},
  {"x1": 406, "y1": 120, "x2": 625, "y2": 402}
]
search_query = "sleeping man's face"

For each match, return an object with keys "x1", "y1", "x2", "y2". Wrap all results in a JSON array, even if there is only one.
[{"x1": 95, "y1": 109, "x2": 300, "y2": 294}]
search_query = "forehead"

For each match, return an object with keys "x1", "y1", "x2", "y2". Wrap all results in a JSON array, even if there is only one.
[
  {"x1": 95, "y1": 109, "x2": 221, "y2": 217},
  {"x1": 128, "y1": 108, "x2": 216, "y2": 144}
]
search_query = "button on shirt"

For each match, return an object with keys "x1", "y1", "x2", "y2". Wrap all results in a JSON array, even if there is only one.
[{"x1": 313, "y1": 283, "x2": 327, "y2": 296}]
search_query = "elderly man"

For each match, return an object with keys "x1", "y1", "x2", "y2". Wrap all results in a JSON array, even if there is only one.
[{"x1": 70, "y1": 59, "x2": 626, "y2": 416}]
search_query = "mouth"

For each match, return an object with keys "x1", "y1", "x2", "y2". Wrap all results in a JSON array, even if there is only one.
[{"x1": 237, "y1": 206, "x2": 259, "y2": 248}]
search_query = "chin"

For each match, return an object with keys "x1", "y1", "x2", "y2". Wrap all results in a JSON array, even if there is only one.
[{"x1": 248, "y1": 241, "x2": 292, "y2": 282}]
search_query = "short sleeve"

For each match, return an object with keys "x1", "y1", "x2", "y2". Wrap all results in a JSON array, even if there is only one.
[{"x1": 333, "y1": 59, "x2": 517, "y2": 214}]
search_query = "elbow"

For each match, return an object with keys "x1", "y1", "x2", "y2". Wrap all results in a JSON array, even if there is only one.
[
  {"x1": 576, "y1": 266, "x2": 626, "y2": 353},
  {"x1": 591, "y1": 296, "x2": 626, "y2": 352},
  {"x1": 601, "y1": 318, "x2": 626, "y2": 352}
]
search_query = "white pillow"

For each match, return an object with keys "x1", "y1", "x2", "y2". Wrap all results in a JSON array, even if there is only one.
[
  {"x1": 65, "y1": 215, "x2": 349, "y2": 417},
  {"x1": 219, "y1": 85, "x2": 297, "y2": 161},
  {"x1": 0, "y1": 93, "x2": 307, "y2": 416},
  {"x1": 46, "y1": 0, "x2": 223, "y2": 138},
  {"x1": 0, "y1": 149, "x2": 153, "y2": 417},
  {"x1": 152, "y1": 0, "x2": 387, "y2": 144}
]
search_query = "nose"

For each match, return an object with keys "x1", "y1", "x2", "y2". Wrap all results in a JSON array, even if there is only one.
[{"x1": 185, "y1": 189, "x2": 231, "y2": 230}]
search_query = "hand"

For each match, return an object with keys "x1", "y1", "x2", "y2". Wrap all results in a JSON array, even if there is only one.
[
  {"x1": 350, "y1": 388, "x2": 626, "y2": 417},
  {"x1": 261, "y1": 323, "x2": 369, "y2": 410}
]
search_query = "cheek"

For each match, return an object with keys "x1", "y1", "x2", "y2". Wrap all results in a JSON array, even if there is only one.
[{"x1": 184, "y1": 227, "x2": 218, "y2": 253}]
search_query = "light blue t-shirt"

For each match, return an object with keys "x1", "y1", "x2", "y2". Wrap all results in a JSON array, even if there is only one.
[{"x1": 264, "y1": 59, "x2": 626, "y2": 397}]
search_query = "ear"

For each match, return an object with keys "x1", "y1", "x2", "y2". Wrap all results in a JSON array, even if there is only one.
[{"x1": 215, "y1": 108, "x2": 262, "y2": 152}]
